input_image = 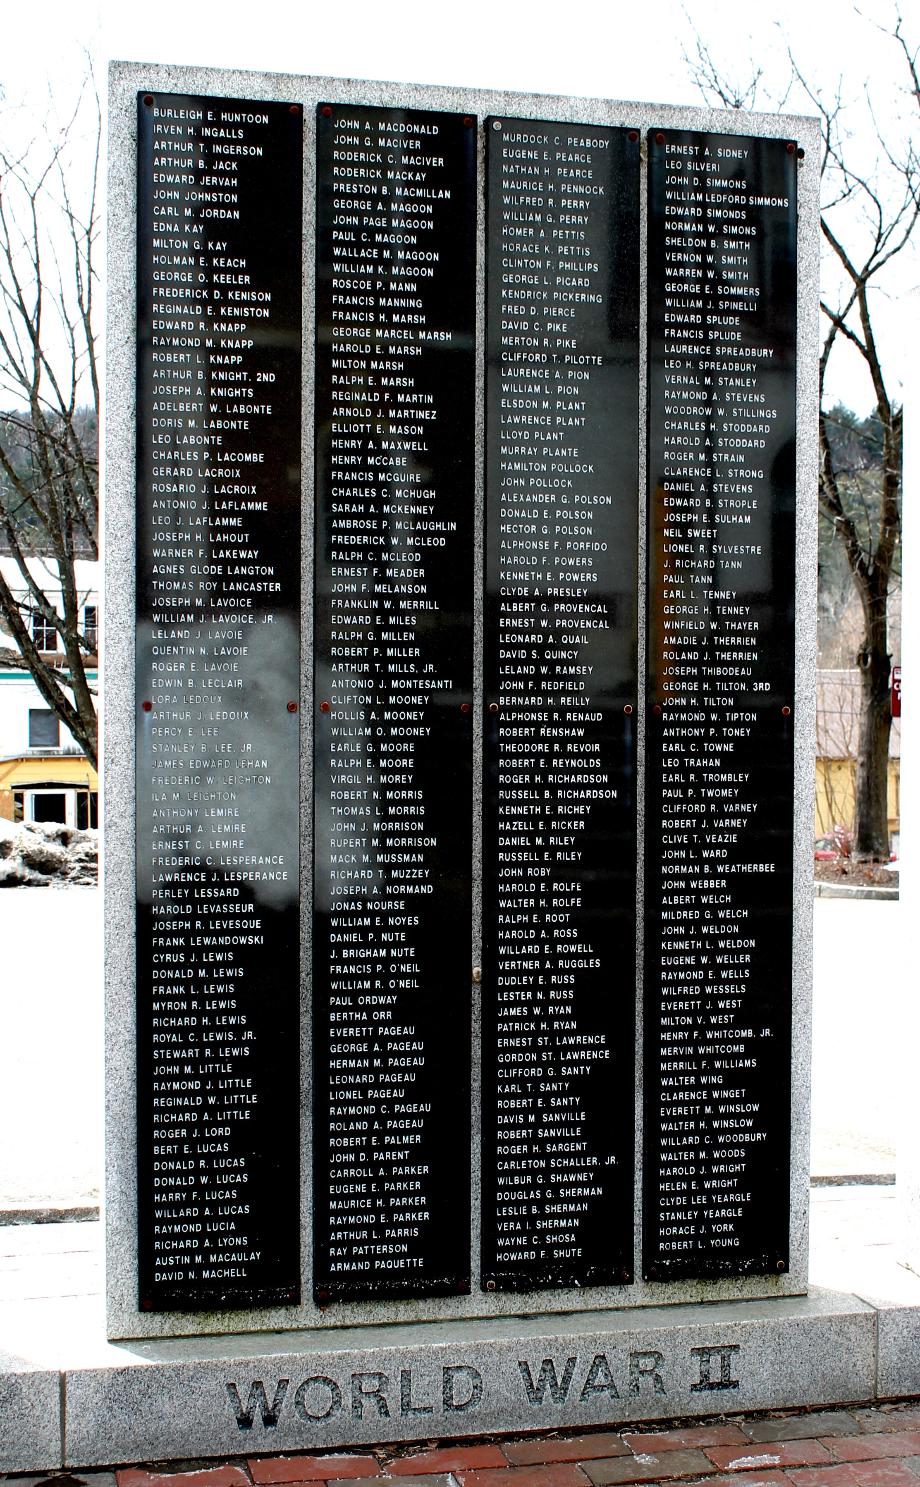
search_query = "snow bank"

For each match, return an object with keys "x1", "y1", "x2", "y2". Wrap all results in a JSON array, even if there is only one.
[{"x1": 0, "y1": 818, "x2": 98, "y2": 886}]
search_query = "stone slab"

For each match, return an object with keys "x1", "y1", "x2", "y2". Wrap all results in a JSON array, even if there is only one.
[
  {"x1": 814, "y1": 882, "x2": 899, "y2": 900},
  {"x1": 875, "y1": 1301, "x2": 920, "y2": 1399},
  {"x1": 0, "y1": 1355, "x2": 62, "y2": 1472},
  {"x1": 105, "y1": 55, "x2": 822, "y2": 1345},
  {"x1": 63, "y1": 1291, "x2": 873, "y2": 1467}
]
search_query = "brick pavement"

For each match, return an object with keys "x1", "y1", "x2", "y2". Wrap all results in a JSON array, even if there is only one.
[{"x1": 10, "y1": 1403, "x2": 920, "y2": 1487}]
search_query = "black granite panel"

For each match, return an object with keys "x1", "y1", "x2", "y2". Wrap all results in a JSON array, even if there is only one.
[
  {"x1": 481, "y1": 119, "x2": 640, "y2": 1291},
  {"x1": 643, "y1": 130, "x2": 797, "y2": 1280},
  {"x1": 312, "y1": 103, "x2": 476, "y2": 1302},
  {"x1": 135, "y1": 93, "x2": 303, "y2": 1309}
]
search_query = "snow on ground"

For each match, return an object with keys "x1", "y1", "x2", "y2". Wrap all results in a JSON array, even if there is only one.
[{"x1": 0, "y1": 819, "x2": 98, "y2": 887}]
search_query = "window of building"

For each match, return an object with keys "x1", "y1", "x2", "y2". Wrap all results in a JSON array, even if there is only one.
[
  {"x1": 83, "y1": 604, "x2": 98, "y2": 651},
  {"x1": 31, "y1": 792, "x2": 67, "y2": 824},
  {"x1": 31, "y1": 612, "x2": 58, "y2": 650},
  {"x1": 76, "y1": 791, "x2": 99, "y2": 829},
  {"x1": 28, "y1": 709, "x2": 60, "y2": 748}
]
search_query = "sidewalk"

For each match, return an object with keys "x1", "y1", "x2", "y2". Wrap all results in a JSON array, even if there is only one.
[{"x1": 102, "y1": 1401, "x2": 920, "y2": 1487}]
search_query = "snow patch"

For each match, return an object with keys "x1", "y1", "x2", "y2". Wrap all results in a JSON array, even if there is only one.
[{"x1": 0, "y1": 818, "x2": 98, "y2": 886}]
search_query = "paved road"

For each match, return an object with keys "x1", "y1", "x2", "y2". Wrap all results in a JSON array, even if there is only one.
[
  {"x1": 0, "y1": 890, "x2": 902, "y2": 1209},
  {"x1": 0, "y1": 887, "x2": 102, "y2": 1208},
  {"x1": 810, "y1": 896, "x2": 901, "y2": 1177}
]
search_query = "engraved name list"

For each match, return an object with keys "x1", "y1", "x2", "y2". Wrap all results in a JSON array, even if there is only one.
[
  {"x1": 312, "y1": 103, "x2": 476, "y2": 1302},
  {"x1": 135, "y1": 94, "x2": 303, "y2": 1310},
  {"x1": 481, "y1": 119, "x2": 640, "y2": 1291},
  {"x1": 644, "y1": 130, "x2": 797, "y2": 1280}
]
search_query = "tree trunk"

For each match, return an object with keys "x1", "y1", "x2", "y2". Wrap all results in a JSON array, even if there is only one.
[{"x1": 854, "y1": 603, "x2": 891, "y2": 860}]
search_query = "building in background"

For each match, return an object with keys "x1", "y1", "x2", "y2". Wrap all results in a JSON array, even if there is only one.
[{"x1": 0, "y1": 555, "x2": 98, "y2": 826}]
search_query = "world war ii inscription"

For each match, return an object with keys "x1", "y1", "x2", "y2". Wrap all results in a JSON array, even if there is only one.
[
  {"x1": 312, "y1": 104, "x2": 476, "y2": 1301},
  {"x1": 643, "y1": 130, "x2": 797, "y2": 1279},
  {"x1": 481, "y1": 119, "x2": 640, "y2": 1290},
  {"x1": 135, "y1": 94, "x2": 302, "y2": 1309}
]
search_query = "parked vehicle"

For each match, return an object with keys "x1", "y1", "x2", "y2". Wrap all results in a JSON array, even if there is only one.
[{"x1": 814, "y1": 824, "x2": 853, "y2": 860}]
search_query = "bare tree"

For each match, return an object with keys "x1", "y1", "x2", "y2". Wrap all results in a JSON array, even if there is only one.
[
  {"x1": 684, "y1": 8, "x2": 916, "y2": 859},
  {"x1": 0, "y1": 74, "x2": 100, "y2": 769}
]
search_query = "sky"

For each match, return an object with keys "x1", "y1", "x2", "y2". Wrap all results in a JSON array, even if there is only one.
[
  {"x1": 1, "y1": 0, "x2": 917, "y2": 416},
  {"x1": 4, "y1": 0, "x2": 909, "y2": 109}
]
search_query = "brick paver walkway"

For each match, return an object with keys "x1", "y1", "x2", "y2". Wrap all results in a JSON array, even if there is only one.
[{"x1": 12, "y1": 1403, "x2": 920, "y2": 1487}]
